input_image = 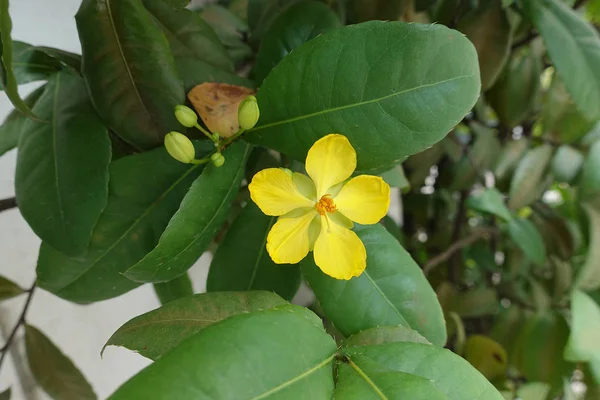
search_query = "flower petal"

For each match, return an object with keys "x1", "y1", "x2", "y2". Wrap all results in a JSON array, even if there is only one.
[
  {"x1": 335, "y1": 175, "x2": 390, "y2": 224},
  {"x1": 306, "y1": 134, "x2": 357, "y2": 198},
  {"x1": 313, "y1": 216, "x2": 366, "y2": 280},
  {"x1": 267, "y1": 211, "x2": 317, "y2": 264},
  {"x1": 249, "y1": 168, "x2": 314, "y2": 216}
]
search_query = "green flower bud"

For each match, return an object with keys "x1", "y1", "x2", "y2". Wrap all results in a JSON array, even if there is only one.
[
  {"x1": 165, "y1": 131, "x2": 196, "y2": 164},
  {"x1": 175, "y1": 105, "x2": 198, "y2": 128},
  {"x1": 238, "y1": 95, "x2": 260, "y2": 130},
  {"x1": 211, "y1": 152, "x2": 225, "y2": 167}
]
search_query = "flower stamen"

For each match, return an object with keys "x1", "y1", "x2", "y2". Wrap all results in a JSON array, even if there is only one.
[{"x1": 315, "y1": 195, "x2": 337, "y2": 215}]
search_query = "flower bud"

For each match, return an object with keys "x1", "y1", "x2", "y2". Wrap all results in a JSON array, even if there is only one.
[
  {"x1": 238, "y1": 95, "x2": 259, "y2": 130},
  {"x1": 175, "y1": 105, "x2": 198, "y2": 128},
  {"x1": 165, "y1": 131, "x2": 196, "y2": 164},
  {"x1": 211, "y1": 152, "x2": 225, "y2": 167}
]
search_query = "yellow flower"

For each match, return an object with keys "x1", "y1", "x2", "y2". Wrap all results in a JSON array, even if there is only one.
[{"x1": 248, "y1": 134, "x2": 391, "y2": 280}]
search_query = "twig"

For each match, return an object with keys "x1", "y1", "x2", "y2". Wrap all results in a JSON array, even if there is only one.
[
  {"x1": 423, "y1": 227, "x2": 498, "y2": 275},
  {"x1": 0, "y1": 281, "x2": 36, "y2": 372},
  {"x1": 0, "y1": 197, "x2": 17, "y2": 213}
]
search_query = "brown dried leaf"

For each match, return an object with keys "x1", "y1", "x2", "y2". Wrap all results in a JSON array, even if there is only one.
[{"x1": 188, "y1": 83, "x2": 254, "y2": 138}]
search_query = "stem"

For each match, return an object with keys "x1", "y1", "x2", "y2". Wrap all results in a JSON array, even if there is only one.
[
  {"x1": 190, "y1": 156, "x2": 210, "y2": 165},
  {"x1": 194, "y1": 123, "x2": 218, "y2": 143},
  {"x1": 0, "y1": 281, "x2": 36, "y2": 372},
  {"x1": 220, "y1": 128, "x2": 246, "y2": 149},
  {"x1": 0, "y1": 197, "x2": 17, "y2": 213}
]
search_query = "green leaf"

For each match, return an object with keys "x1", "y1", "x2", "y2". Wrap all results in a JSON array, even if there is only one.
[
  {"x1": 0, "y1": 275, "x2": 23, "y2": 301},
  {"x1": 507, "y1": 217, "x2": 546, "y2": 266},
  {"x1": 494, "y1": 139, "x2": 529, "y2": 182},
  {"x1": 487, "y1": 48, "x2": 541, "y2": 129},
  {"x1": 302, "y1": 224, "x2": 447, "y2": 347},
  {"x1": 551, "y1": 145, "x2": 584, "y2": 183},
  {"x1": 162, "y1": 0, "x2": 189, "y2": 9},
  {"x1": 32, "y1": 46, "x2": 82, "y2": 72},
  {"x1": 207, "y1": 202, "x2": 301, "y2": 301},
  {"x1": 0, "y1": 41, "x2": 62, "y2": 90},
  {"x1": 109, "y1": 305, "x2": 336, "y2": 400},
  {"x1": 513, "y1": 311, "x2": 573, "y2": 387},
  {"x1": 0, "y1": 2, "x2": 38, "y2": 119},
  {"x1": 334, "y1": 358, "x2": 448, "y2": 400},
  {"x1": 565, "y1": 290, "x2": 600, "y2": 363},
  {"x1": 579, "y1": 141, "x2": 600, "y2": 207},
  {"x1": 458, "y1": 0, "x2": 512, "y2": 89},
  {"x1": 467, "y1": 188, "x2": 513, "y2": 221},
  {"x1": 0, "y1": 388, "x2": 9, "y2": 400},
  {"x1": 37, "y1": 144, "x2": 208, "y2": 303},
  {"x1": 516, "y1": 383, "x2": 551, "y2": 400},
  {"x1": 25, "y1": 325, "x2": 96, "y2": 400},
  {"x1": 125, "y1": 142, "x2": 251, "y2": 283},
  {"x1": 176, "y1": 56, "x2": 253, "y2": 93},
  {"x1": 576, "y1": 206, "x2": 600, "y2": 291},
  {"x1": 252, "y1": 1, "x2": 341, "y2": 85},
  {"x1": 143, "y1": 0, "x2": 233, "y2": 72},
  {"x1": 247, "y1": 21, "x2": 481, "y2": 173},
  {"x1": 464, "y1": 335, "x2": 508, "y2": 381},
  {"x1": 76, "y1": 0, "x2": 184, "y2": 150},
  {"x1": 347, "y1": 0, "x2": 407, "y2": 22},
  {"x1": 15, "y1": 71, "x2": 111, "y2": 257},
  {"x1": 522, "y1": 0, "x2": 600, "y2": 121},
  {"x1": 380, "y1": 164, "x2": 410, "y2": 191},
  {"x1": 152, "y1": 273, "x2": 193, "y2": 305},
  {"x1": 508, "y1": 144, "x2": 554, "y2": 210},
  {"x1": 104, "y1": 291, "x2": 287, "y2": 360},
  {"x1": 0, "y1": 84, "x2": 45, "y2": 156},
  {"x1": 451, "y1": 287, "x2": 499, "y2": 318},
  {"x1": 247, "y1": 0, "x2": 300, "y2": 46},
  {"x1": 342, "y1": 326, "x2": 431, "y2": 347},
  {"x1": 340, "y1": 342, "x2": 505, "y2": 400}
]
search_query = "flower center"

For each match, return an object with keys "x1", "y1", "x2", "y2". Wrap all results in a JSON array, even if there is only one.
[{"x1": 315, "y1": 195, "x2": 337, "y2": 215}]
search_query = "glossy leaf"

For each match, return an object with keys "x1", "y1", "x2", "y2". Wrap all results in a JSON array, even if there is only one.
[
  {"x1": 0, "y1": 1, "x2": 38, "y2": 119},
  {"x1": 15, "y1": 71, "x2": 111, "y2": 257},
  {"x1": 143, "y1": 0, "x2": 233, "y2": 71},
  {"x1": 458, "y1": 0, "x2": 512, "y2": 89},
  {"x1": 207, "y1": 202, "x2": 301, "y2": 301},
  {"x1": 487, "y1": 48, "x2": 541, "y2": 129},
  {"x1": 247, "y1": 0, "x2": 300, "y2": 46},
  {"x1": 507, "y1": 217, "x2": 546, "y2": 267},
  {"x1": 341, "y1": 342, "x2": 504, "y2": 400},
  {"x1": 467, "y1": 188, "x2": 513, "y2": 221},
  {"x1": 564, "y1": 290, "x2": 600, "y2": 363},
  {"x1": 0, "y1": 275, "x2": 23, "y2": 301},
  {"x1": 25, "y1": 325, "x2": 96, "y2": 400},
  {"x1": 252, "y1": 1, "x2": 341, "y2": 85},
  {"x1": 551, "y1": 145, "x2": 584, "y2": 183},
  {"x1": 464, "y1": 335, "x2": 507, "y2": 381},
  {"x1": 0, "y1": 84, "x2": 44, "y2": 156},
  {"x1": 508, "y1": 144, "x2": 553, "y2": 210},
  {"x1": 302, "y1": 224, "x2": 447, "y2": 347},
  {"x1": 152, "y1": 273, "x2": 193, "y2": 305},
  {"x1": 125, "y1": 142, "x2": 251, "y2": 283},
  {"x1": 0, "y1": 41, "x2": 62, "y2": 90},
  {"x1": 36, "y1": 145, "x2": 207, "y2": 303},
  {"x1": 523, "y1": 0, "x2": 600, "y2": 121},
  {"x1": 343, "y1": 326, "x2": 430, "y2": 347},
  {"x1": 33, "y1": 46, "x2": 82, "y2": 72},
  {"x1": 76, "y1": 0, "x2": 184, "y2": 150},
  {"x1": 247, "y1": 21, "x2": 481, "y2": 173},
  {"x1": 105, "y1": 291, "x2": 287, "y2": 360},
  {"x1": 109, "y1": 305, "x2": 336, "y2": 400}
]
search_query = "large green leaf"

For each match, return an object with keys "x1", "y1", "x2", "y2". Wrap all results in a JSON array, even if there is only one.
[
  {"x1": 15, "y1": 71, "x2": 111, "y2": 257},
  {"x1": 342, "y1": 326, "x2": 431, "y2": 347},
  {"x1": 302, "y1": 224, "x2": 446, "y2": 347},
  {"x1": 0, "y1": 275, "x2": 23, "y2": 301},
  {"x1": 247, "y1": 0, "x2": 300, "y2": 46},
  {"x1": 0, "y1": 84, "x2": 44, "y2": 156},
  {"x1": 142, "y1": 0, "x2": 233, "y2": 71},
  {"x1": 105, "y1": 291, "x2": 287, "y2": 360},
  {"x1": 247, "y1": 21, "x2": 481, "y2": 173},
  {"x1": 522, "y1": 0, "x2": 600, "y2": 121},
  {"x1": 25, "y1": 325, "x2": 96, "y2": 400},
  {"x1": 508, "y1": 144, "x2": 554, "y2": 210},
  {"x1": 340, "y1": 342, "x2": 504, "y2": 400},
  {"x1": 551, "y1": 145, "x2": 584, "y2": 183},
  {"x1": 507, "y1": 218, "x2": 546, "y2": 267},
  {"x1": 36, "y1": 145, "x2": 207, "y2": 303},
  {"x1": 564, "y1": 290, "x2": 600, "y2": 364},
  {"x1": 0, "y1": 1, "x2": 37, "y2": 119},
  {"x1": 109, "y1": 305, "x2": 336, "y2": 399},
  {"x1": 207, "y1": 202, "x2": 301, "y2": 301},
  {"x1": 0, "y1": 41, "x2": 62, "y2": 90},
  {"x1": 467, "y1": 188, "x2": 513, "y2": 221},
  {"x1": 334, "y1": 358, "x2": 448, "y2": 400},
  {"x1": 152, "y1": 273, "x2": 193, "y2": 305},
  {"x1": 176, "y1": 56, "x2": 253, "y2": 93},
  {"x1": 252, "y1": 1, "x2": 340, "y2": 85},
  {"x1": 458, "y1": 0, "x2": 512, "y2": 89},
  {"x1": 125, "y1": 142, "x2": 251, "y2": 283},
  {"x1": 487, "y1": 48, "x2": 541, "y2": 129},
  {"x1": 76, "y1": 0, "x2": 184, "y2": 150}
]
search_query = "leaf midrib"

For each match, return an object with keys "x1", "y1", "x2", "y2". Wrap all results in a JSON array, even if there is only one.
[
  {"x1": 250, "y1": 75, "x2": 474, "y2": 132},
  {"x1": 363, "y1": 271, "x2": 409, "y2": 327},
  {"x1": 247, "y1": 216, "x2": 275, "y2": 290},
  {"x1": 346, "y1": 358, "x2": 388, "y2": 399}
]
